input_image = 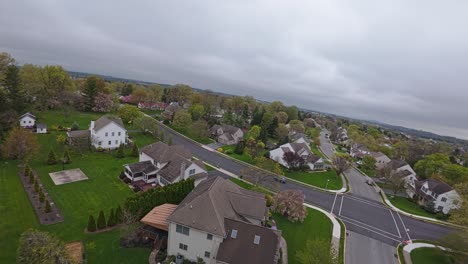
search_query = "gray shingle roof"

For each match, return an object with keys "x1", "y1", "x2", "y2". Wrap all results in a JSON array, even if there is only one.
[
  {"x1": 93, "y1": 116, "x2": 125, "y2": 131},
  {"x1": 389, "y1": 159, "x2": 409, "y2": 170},
  {"x1": 140, "y1": 142, "x2": 191, "y2": 163},
  {"x1": 127, "y1": 160, "x2": 158, "y2": 174},
  {"x1": 67, "y1": 130, "x2": 90, "y2": 138},
  {"x1": 36, "y1": 123, "x2": 47, "y2": 129},
  {"x1": 167, "y1": 176, "x2": 266, "y2": 237},
  {"x1": 425, "y1": 179, "x2": 453, "y2": 194},
  {"x1": 216, "y1": 218, "x2": 280, "y2": 264},
  {"x1": 20, "y1": 112, "x2": 36, "y2": 120}
]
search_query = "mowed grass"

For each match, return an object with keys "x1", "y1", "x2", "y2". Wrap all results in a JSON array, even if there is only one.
[
  {"x1": 411, "y1": 247, "x2": 457, "y2": 264},
  {"x1": 35, "y1": 110, "x2": 103, "y2": 129},
  {"x1": 221, "y1": 145, "x2": 255, "y2": 164},
  {"x1": 284, "y1": 170, "x2": 342, "y2": 190},
  {"x1": 389, "y1": 196, "x2": 438, "y2": 219},
  {"x1": 167, "y1": 124, "x2": 214, "y2": 144},
  {"x1": 0, "y1": 110, "x2": 155, "y2": 263},
  {"x1": 273, "y1": 208, "x2": 333, "y2": 264}
]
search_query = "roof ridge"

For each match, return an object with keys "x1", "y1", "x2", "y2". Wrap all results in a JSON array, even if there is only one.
[{"x1": 207, "y1": 179, "x2": 225, "y2": 236}]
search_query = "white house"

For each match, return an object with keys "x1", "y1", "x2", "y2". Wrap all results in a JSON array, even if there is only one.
[
  {"x1": 408, "y1": 179, "x2": 461, "y2": 214},
  {"x1": 124, "y1": 142, "x2": 207, "y2": 187},
  {"x1": 209, "y1": 125, "x2": 244, "y2": 145},
  {"x1": 161, "y1": 176, "x2": 280, "y2": 264},
  {"x1": 89, "y1": 116, "x2": 127, "y2": 149},
  {"x1": 35, "y1": 123, "x2": 47, "y2": 134},
  {"x1": 270, "y1": 140, "x2": 324, "y2": 170},
  {"x1": 19, "y1": 112, "x2": 36, "y2": 128},
  {"x1": 289, "y1": 133, "x2": 311, "y2": 145},
  {"x1": 388, "y1": 159, "x2": 417, "y2": 189},
  {"x1": 370, "y1": 152, "x2": 391, "y2": 169}
]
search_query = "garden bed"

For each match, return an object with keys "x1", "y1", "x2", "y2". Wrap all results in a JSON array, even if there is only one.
[{"x1": 18, "y1": 169, "x2": 64, "y2": 225}]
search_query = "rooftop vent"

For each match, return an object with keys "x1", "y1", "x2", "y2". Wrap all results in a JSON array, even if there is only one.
[
  {"x1": 231, "y1": 229, "x2": 238, "y2": 239},
  {"x1": 254, "y1": 235, "x2": 260, "y2": 245}
]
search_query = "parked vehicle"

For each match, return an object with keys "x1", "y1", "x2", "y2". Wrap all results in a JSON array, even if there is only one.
[{"x1": 274, "y1": 176, "x2": 286, "y2": 184}]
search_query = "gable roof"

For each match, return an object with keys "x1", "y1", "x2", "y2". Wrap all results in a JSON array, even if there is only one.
[
  {"x1": 93, "y1": 116, "x2": 125, "y2": 131},
  {"x1": 67, "y1": 130, "x2": 90, "y2": 138},
  {"x1": 127, "y1": 160, "x2": 158, "y2": 174},
  {"x1": 36, "y1": 123, "x2": 47, "y2": 129},
  {"x1": 140, "y1": 203, "x2": 177, "y2": 231},
  {"x1": 371, "y1": 152, "x2": 387, "y2": 158},
  {"x1": 210, "y1": 125, "x2": 242, "y2": 136},
  {"x1": 216, "y1": 218, "x2": 280, "y2": 264},
  {"x1": 424, "y1": 179, "x2": 453, "y2": 194},
  {"x1": 307, "y1": 154, "x2": 322, "y2": 164},
  {"x1": 389, "y1": 159, "x2": 409, "y2": 170},
  {"x1": 167, "y1": 176, "x2": 266, "y2": 237},
  {"x1": 140, "y1": 142, "x2": 191, "y2": 163},
  {"x1": 19, "y1": 112, "x2": 36, "y2": 120}
]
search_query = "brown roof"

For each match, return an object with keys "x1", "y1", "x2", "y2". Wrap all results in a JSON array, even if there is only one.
[
  {"x1": 389, "y1": 159, "x2": 409, "y2": 170},
  {"x1": 93, "y1": 116, "x2": 125, "y2": 131},
  {"x1": 141, "y1": 203, "x2": 178, "y2": 231},
  {"x1": 67, "y1": 130, "x2": 90, "y2": 138},
  {"x1": 216, "y1": 218, "x2": 280, "y2": 264},
  {"x1": 167, "y1": 176, "x2": 266, "y2": 237},
  {"x1": 307, "y1": 154, "x2": 321, "y2": 163},
  {"x1": 140, "y1": 142, "x2": 191, "y2": 163}
]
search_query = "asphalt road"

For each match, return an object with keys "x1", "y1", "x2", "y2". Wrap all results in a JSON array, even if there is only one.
[
  {"x1": 319, "y1": 130, "x2": 380, "y2": 201},
  {"x1": 155, "y1": 122, "x2": 454, "y2": 263}
]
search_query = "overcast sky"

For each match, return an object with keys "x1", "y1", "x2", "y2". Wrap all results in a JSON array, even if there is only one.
[{"x1": 1, "y1": 1, "x2": 467, "y2": 139}]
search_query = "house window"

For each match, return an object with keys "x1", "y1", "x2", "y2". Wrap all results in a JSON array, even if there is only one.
[
  {"x1": 437, "y1": 206, "x2": 443, "y2": 211},
  {"x1": 115, "y1": 140, "x2": 118, "y2": 145},
  {"x1": 189, "y1": 169, "x2": 196, "y2": 175},
  {"x1": 105, "y1": 132, "x2": 108, "y2": 136},
  {"x1": 112, "y1": 132, "x2": 115, "y2": 136},
  {"x1": 179, "y1": 243, "x2": 188, "y2": 251},
  {"x1": 231, "y1": 229, "x2": 238, "y2": 239},
  {"x1": 207, "y1": 234, "x2": 213, "y2": 240},
  {"x1": 29, "y1": 121, "x2": 31, "y2": 124},
  {"x1": 118, "y1": 132, "x2": 121, "y2": 136},
  {"x1": 98, "y1": 141, "x2": 102, "y2": 146},
  {"x1": 204, "y1": 251, "x2": 210, "y2": 258},
  {"x1": 176, "y1": 224, "x2": 190, "y2": 236},
  {"x1": 441, "y1": 197, "x2": 447, "y2": 202}
]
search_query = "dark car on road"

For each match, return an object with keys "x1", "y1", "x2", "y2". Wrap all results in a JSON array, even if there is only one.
[{"x1": 274, "y1": 176, "x2": 286, "y2": 184}]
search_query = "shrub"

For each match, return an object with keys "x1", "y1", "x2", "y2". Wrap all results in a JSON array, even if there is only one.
[
  {"x1": 63, "y1": 150, "x2": 72, "y2": 164},
  {"x1": 29, "y1": 173, "x2": 34, "y2": 184},
  {"x1": 107, "y1": 208, "x2": 116, "y2": 227},
  {"x1": 47, "y1": 150, "x2": 57, "y2": 165},
  {"x1": 87, "y1": 215, "x2": 97, "y2": 232},
  {"x1": 234, "y1": 141, "x2": 245, "y2": 155},
  {"x1": 217, "y1": 148, "x2": 223, "y2": 152},
  {"x1": 115, "y1": 205, "x2": 123, "y2": 224},
  {"x1": 265, "y1": 194, "x2": 273, "y2": 207},
  {"x1": 131, "y1": 144, "x2": 139, "y2": 157},
  {"x1": 39, "y1": 189, "x2": 45, "y2": 203},
  {"x1": 116, "y1": 144, "x2": 125, "y2": 158},
  {"x1": 23, "y1": 165, "x2": 31, "y2": 177},
  {"x1": 34, "y1": 180, "x2": 39, "y2": 193},
  {"x1": 435, "y1": 212, "x2": 449, "y2": 220},
  {"x1": 56, "y1": 134, "x2": 66, "y2": 144},
  {"x1": 71, "y1": 121, "x2": 80, "y2": 131},
  {"x1": 97, "y1": 210, "x2": 106, "y2": 229},
  {"x1": 224, "y1": 149, "x2": 233, "y2": 154},
  {"x1": 44, "y1": 200, "x2": 51, "y2": 213}
]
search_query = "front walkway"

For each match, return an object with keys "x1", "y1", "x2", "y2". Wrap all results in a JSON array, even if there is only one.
[{"x1": 279, "y1": 236, "x2": 288, "y2": 264}]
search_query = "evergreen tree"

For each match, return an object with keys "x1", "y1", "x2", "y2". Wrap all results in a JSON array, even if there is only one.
[
  {"x1": 44, "y1": 199, "x2": 51, "y2": 213},
  {"x1": 131, "y1": 144, "x2": 139, "y2": 157},
  {"x1": 83, "y1": 76, "x2": 104, "y2": 111},
  {"x1": 2, "y1": 65, "x2": 25, "y2": 112},
  {"x1": 160, "y1": 131, "x2": 165, "y2": 142},
  {"x1": 71, "y1": 121, "x2": 80, "y2": 131},
  {"x1": 107, "y1": 208, "x2": 115, "y2": 227},
  {"x1": 87, "y1": 215, "x2": 97, "y2": 232},
  {"x1": 23, "y1": 165, "x2": 31, "y2": 177},
  {"x1": 116, "y1": 144, "x2": 125, "y2": 158},
  {"x1": 115, "y1": 205, "x2": 123, "y2": 224},
  {"x1": 47, "y1": 150, "x2": 57, "y2": 165},
  {"x1": 34, "y1": 179, "x2": 39, "y2": 193},
  {"x1": 234, "y1": 141, "x2": 245, "y2": 155},
  {"x1": 39, "y1": 189, "x2": 45, "y2": 203},
  {"x1": 63, "y1": 149, "x2": 71, "y2": 164},
  {"x1": 29, "y1": 173, "x2": 34, "y2": 184},
  {"x1": 97, "y1": 210, "x2": 106, "y2": 229},
  {"x1": 168, "y1": 135, "x2": 173, "y2": 146}
]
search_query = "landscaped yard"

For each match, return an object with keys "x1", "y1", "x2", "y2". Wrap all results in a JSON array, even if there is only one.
[
  {"x1": 411, "y1": 247, "x2": 457, "y2": 264},
  {"x1": 273, "y1": 208, "x2": 333, "y2": 264},
  {"x1": 284, "y1": 169, "x2": 343, "y2": 190},
  {"x1": 221, "y1": 145, "x2": 256, "y2": 164},
  {"x1": 167, "y1": 124, "x2": 214, "y2": 144},
  {"x1": 388, "y1": 196, "x2": 439, "y2": 219},
  {"x1": 0, "y1": 111, "x2": 156, "y2": 263}
]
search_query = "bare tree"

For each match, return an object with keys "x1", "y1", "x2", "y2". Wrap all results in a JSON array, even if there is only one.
[
  {"x1": 272, "y1": 190, "x2": 307, "y2": 223},
  {"x1": 332, "y1": 154, "x2": 351, "y2": 178},
  {"x1": 283, "y1": 152, "x2": 305, "y2": 170},
  {"x1": 379, "y1": 165, "x2": 405, "y2": 195}
]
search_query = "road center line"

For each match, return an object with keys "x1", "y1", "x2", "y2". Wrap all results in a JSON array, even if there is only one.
[
  {"x1": 339, "y1": 195, "x2": 344, "y2": 216},
  {"x1": 340, "y1": 219, "x2": 402, "y2": 243},
  {"x1": 331, "y1": 193, "x2": 338, "y2": 213},
  {"x1": 339, "y1": 215, "x2": 400, "y2": 238},
  {"x1": 396, "y1": 211, "x2": 412, "y2": 241},
  {"x1": 389, "y1": 210, "x2": 402, "y2": 238}
]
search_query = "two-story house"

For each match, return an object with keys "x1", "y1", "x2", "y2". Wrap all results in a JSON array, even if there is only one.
[
  {"x1": 388, "y1": 159, "x2": 417, "y2": 191},
  {"x1": 161, "y1": 176, "x2": 281, "y2": 263},
  {"x1": 89, "y1": 116, "x2": 127, "y2": 149},
  {"x1": 350, "y1": 143, "x2": 370, "y2": 159},
  {"x1": 19, "y1": 112, "x2": 36, "y2": 128},
  {"x1": 209, "y1": 125, "x2": 244, "y2": 145},
  {"x1": 370, "y1": 152, "x2": 391, "y2": 169},
  {"x1": 410, "y1": 179, "x2": 461, "y2": 214},
  {"x1": 289, "y1": 133, "x2": 311, "y2": 145},
  {"x1": 124, "y1": 142, "x2": 207, "y2": 187},
  {"x1": 270, "y1": 140, "x2": 324, "y2": 170}
]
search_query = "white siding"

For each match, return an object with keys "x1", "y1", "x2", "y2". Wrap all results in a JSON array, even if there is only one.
[
  {"x1": 433, "y1": 190, "x2": 461, "y2": 214},
  {"x1": 183, "y1": 163, "x2": 206, "y2": 180},
  {"x1": 19, "y1": 116, "x2": 35, "y2": 127},
  {"x1": 90, "y1": 122, "x2": 127, "y2": 149},
  {"x1": 167, "y1": 222, "x2": 223, "y2": 263}
]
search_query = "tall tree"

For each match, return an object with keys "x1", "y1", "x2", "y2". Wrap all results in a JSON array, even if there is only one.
[
  {"x1": 332, "y1": 153, "x2": 351, "y2": 178},
  {"x1": 276, "y1": 111, "x2": 288, "y2": 124},
  {"x1": 2, "y1": 127, "x2": 39, "y2": 162},
  {"x1": 2, "y1": 65, "x2": 25, "y2": 112},
  {"x1": 272, "y1": 190, "x2": 307, "y2": 223},
  {"x1": 83, "y1": 76, "x2": 105, "y2": 111},
  {"x1": 189, "y1": 104, "x2": 205, "y2": 121},
  {"x1": 17, "y1": 229, "x2": 70, "y2": 264},
  {"x1": 118, "y1": 104, "x2": 143, "y2": 124},
  {"x1": 173, "y1": 110, "x2": 192, "y2": 130}
]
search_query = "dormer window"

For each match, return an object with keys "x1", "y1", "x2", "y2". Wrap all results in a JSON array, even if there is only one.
[
  {"x1": 254, "y1": 235, "x2": 260, "y2": 245},
  {"x1": 231, "y1": 229, "x2": 238, "y2": 238}
]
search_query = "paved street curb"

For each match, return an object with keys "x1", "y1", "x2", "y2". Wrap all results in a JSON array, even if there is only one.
[
  {"x1": 402, "y1": 242, "x2": 446, "y2": 264},
  {"x1": 159, "y1": 122, "x2": 347, "y2": 194}
]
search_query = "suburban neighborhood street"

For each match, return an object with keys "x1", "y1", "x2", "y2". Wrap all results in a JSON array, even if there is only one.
[{"x1": 156, "y1": 122, "x2": 455, "y2": 260}]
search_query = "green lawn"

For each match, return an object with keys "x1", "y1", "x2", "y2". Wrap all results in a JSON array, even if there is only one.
[
  {"x1": 284, "y1": 170, "x2": 342, "y2": 190},
  {"x1": 229, "y1": 178, "x2": 271, "y2": 195},
  {"x1": 411, "y1": 247, "x2": 457, "y2": 264},
  {"x1": 273, "y1": 208, "x2": 333, "y2": 264},
  {"x1": 167, "y1": 124, "x2": 214, "y2": 144},
  {"x1": 0, "y1": 111, "x2": 154, "y2": 263},
  {"x1": 310, "y1": 142, "x2": 326, "y2": 160},
  {"x1": 389, "y1": 196, "x2": 438, "y2": 219},
  {"x1": 35, "y1": 110, "x2": 103, "y2": 130},
  {"x1": 221, "y1": 145, "x2": 255, "y2": 164}
]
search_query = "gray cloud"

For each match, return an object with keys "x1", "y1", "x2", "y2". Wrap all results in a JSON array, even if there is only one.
[{"x1": 1, "y1": 0, "x2": 467, "y2": 139}]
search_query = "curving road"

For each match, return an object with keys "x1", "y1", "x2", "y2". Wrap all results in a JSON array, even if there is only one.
[{"x1": 156, "y1": 122, "x2": 454, "y2": 264}]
